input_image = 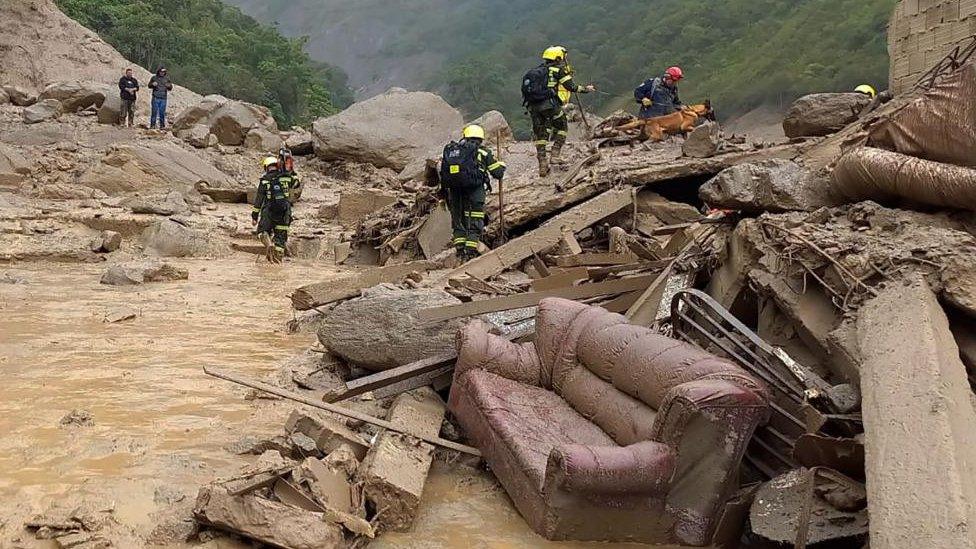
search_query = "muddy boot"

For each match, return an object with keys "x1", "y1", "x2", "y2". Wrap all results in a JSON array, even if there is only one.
[
  {"x1": 258, "y1": 232, "x2": 273, "y2": 260},
  {"x1": 551, "y1": 143, "x2": 564, "y2": 164},
  {"x1": 537, "y1": 152, "x2": 550, "y2": 177}
]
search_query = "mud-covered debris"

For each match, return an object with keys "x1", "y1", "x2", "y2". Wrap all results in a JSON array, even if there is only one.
[
  {"x1": 59, "y1": 409, "x2": 94, "y2": 428},
  {"x1": 100, "y1": 259, "x2": 188, "y2": 286},
  {"x1": 103, "y1": 307, "x2": 137, "y2": 324},
  {"x1": 284, "y1": 409, "x2": 370, "y2": 460}
]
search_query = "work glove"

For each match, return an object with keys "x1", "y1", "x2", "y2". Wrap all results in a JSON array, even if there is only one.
[{"x1": 641, "y1": 98, "x2": 653, "y2": 107}]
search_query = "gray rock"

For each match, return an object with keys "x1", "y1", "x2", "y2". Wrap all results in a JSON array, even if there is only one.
[
  {"x1": 317, "y1": 285, "x2": 463, "y2": 371},
  {"x1": 171, "y1": 95, "x2": 278, "y2": 146},
  {"x1": 128, "y1": 191, "x2": 191, "y2": 216},
  {"x1": 38, "y1": 81, "x2": 110, "y2": 112},
  {"x1": 23, "y1": 99, "x2": 62, "y2": 124},
  {"x1": 90, "y1": 230, "x2": 121, "y2": 253},
  {"x1": 4, "y1": 85, "x2": 37, "y2": 106},
  {"x1": 284, "y1": 127, "x2": 314, "y2": 155},
  {"x1": 175, "y1": 124, "x2": 214, "y2": 148},
  {"x1": 96, "y1": 94, "x2": 122, "y2": 125},
  {"x1": 244, "y1": 127, "x2": 284, "y2": 152},
  {"x1": 101, "y1": 258, "x2": 189, "y2": 286},
  {"x1": 699, "y1": 159, "x2": 838, "y2": 213},
  {"x1": 469, "y1": 110, "x2": 513, "y2": 143},
  {"x1": 783, "y1": 93, "x2": 871, "y2": 138},
  {"x1": 141, "y1": 219, "x2": 229, "y2": 258},
  {"x1": 312, "y1": 88, "x2": 463, "y2": 171},
  {"x1": 682, "y1": 121, "x2": 721, "y2": 158}
]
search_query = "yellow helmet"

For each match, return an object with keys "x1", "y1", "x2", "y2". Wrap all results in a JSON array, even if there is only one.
[
  {"x1": 462, "y1": 124, "x2": 486, "y2": 140},
  {"x1": 854, "y1": 84, "x2": 877, "y2": 98},
  {"x1": 262, "y1": 156, "x2": 279, "y2": 169},
  {"x1": 542, "y1": 45, "x2": 567, "y2": 62}
]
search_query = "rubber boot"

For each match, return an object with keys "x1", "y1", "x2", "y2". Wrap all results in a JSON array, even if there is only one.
[
  {"x1": 537, "y1": 151, "x2": 550, "y2": 177},
  {"x1": 258, "y1": 232, "x2": 274, "y2": 261},
  {"x1": 551, "y1": 142, "x2": 564, "y2": 165}
]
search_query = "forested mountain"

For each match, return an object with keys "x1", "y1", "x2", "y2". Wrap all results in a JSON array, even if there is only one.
[
  {"x1": 56, "y1": 0, "x2": 354, "y2": 127},
  {"x1": 228, "y1": 0, "x2": 895, "y2": 135}
]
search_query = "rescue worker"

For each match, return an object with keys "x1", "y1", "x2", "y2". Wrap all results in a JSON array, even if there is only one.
[
  {"x1": 634, "y1": 66, "x2": 684, "y2": 119},
  {"x1": 522, "y1": 46, "x2": 595, "y2": 177},
  {"x1": 854, "y1": 84, "x2": 877, "y2": 98},
  {"x1": 439, "y1": 124, "x2": 506, "y2": 260},
  {"x1": 251, "y1": 156, "x2": 300, "y2": 263}
]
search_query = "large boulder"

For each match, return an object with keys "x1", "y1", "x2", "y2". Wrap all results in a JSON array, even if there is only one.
[
  {"x1": 172, "y1": 95, "x2": 279, "y2": 146},
  {"x1": 101, "y1": 258, "x2": 188, "y2": 285},
  {"x1": 0, "y1": 143, "x2": 30, "y2": 187},
  {"x1": 4, "y1": 85, "x2": 36, "y2": 106},
  {"x1": 312, "y1": 88, "x2": 463, "y2": 171},
  {"x1": 244, "y1": 128, "x2": 284, "y2": 152},
  {"x1": 141, "y1": 219, "x2": 230, "y2": 258},
  {"x1": 469, "y1": 110, "x2": 513, "y2": 143},
  {"x1": 77, "y1": 142, "x2": 236, "y2": 195},
  {"x1": 23, "y1": 99, "x2": 62, "y2": 124},
  {"x1": 699, "y1": 159, "x2": 838, "y2": 213},
  {"x1": 782, "y1": 93, "x2": 871, "y2": 138},
  {"x1": 38, "y1": 80, "x2": 110, "y2": 112},
  {"x1": 317, "y1": 285, "x2": 463, "y2": 371},
  {"x1": 284, "y1": 127, "x2": 313, "y2": 155},
  {"x1": 682, "y1": 121, "x2": 721, "y2": 158},
  {"x1": 175, "y1": 124, "x2": 217, "y2": 149},
  {"x1": 97, "y1": 94, "x2": 122, "y2": 125}
]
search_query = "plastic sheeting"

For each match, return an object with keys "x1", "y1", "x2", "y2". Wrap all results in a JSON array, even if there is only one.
[
  {"x1": 867, "y1": 63, "x2": 976, "y2": 168},
  {"x1": 832, "y1": 147, "x2": 976, "y2": 211}
]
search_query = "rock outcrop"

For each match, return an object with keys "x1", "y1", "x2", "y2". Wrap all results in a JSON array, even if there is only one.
[
  {"x1": 317, "y1": 285, "x2": 463, "y2": 371},
  {"x1": 172, "y1": 95, "x2": 279, "y2": 146},
  {"x1": 312, "y1": 88, "x2": 463, "y2": 171},
  {"x1": 699, "y1": 159, "x2": 837, "y2": 213},
  {"x1": 783, "y1": 93, "x2": 871, "y2": 138}
]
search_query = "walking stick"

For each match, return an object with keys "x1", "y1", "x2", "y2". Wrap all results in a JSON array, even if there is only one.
[
  {"x1": 495, "y1": 130, "x2": 507, "y2": 244},
  {"x1": 574, "y1": 92, "x2": 594, "y2": 137}
]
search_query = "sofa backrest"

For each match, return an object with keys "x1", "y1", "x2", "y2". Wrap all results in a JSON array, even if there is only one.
[{"x1": 535, "y1": 298, "x2": 763, "y2": 446}]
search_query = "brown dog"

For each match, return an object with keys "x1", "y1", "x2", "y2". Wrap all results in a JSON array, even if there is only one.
[{"x1": 614, "y1": 100, "x2": 715, "y2": 141}]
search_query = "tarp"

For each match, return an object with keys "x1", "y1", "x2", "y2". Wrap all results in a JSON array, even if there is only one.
[
  {"x1": 832, "y1": 147, "x2": 976, "y2": 211},
  {"x1": 867, "y1": 63, "x2": 976, "y2": 168}
]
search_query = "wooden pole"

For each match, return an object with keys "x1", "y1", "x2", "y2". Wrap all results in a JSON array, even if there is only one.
[
  {"x1": 203, "y1": 366, "x2": 481, "y2": 457},
  {"x1": 495, "y1": 130, "x2": 507, "y2": 243}
]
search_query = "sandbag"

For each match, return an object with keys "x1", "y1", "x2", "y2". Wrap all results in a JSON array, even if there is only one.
[
  {"x1": 867, "y1": 63, "x2": 976, "y2": 168},
  {"x1": 832, "y1": 147, "x2": 976, "y2": 211}
]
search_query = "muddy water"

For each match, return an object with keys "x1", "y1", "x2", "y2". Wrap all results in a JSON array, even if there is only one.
[{"x1": 0, "y1": 259, "x2": 672, "y2": 548}]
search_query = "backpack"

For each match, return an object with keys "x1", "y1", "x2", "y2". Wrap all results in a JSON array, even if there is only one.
[
  {"x1": 521, "y1": 65, "x2": 553, "y2": 106},
  {"x1": 265, "y1": 174, "x2": 291, "y2": 214},
  {"x1": 277, "y1": 146, "x2": 295, "y2": 174},
  {"x1": 440, "y1": 140, "x2": 484, "y2": 191}
]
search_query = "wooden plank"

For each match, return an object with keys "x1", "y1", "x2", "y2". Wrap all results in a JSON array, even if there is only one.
[
  {"x1": 624, "y1": 263, "x2": 675, "y2": 325},
  {"x1": 418, "y1": 274, "x2": 656, "y2": 323},
  {"x1": 322, "y1": 352, "x2": 457, "y2": 403},
  {"x1": 559, "y1": 228, "x2": 583, "y2": 255},
  {"x1": 448, "y1": 188, "x2": 634, "y2": 280},
  {"x1": 291, "y1": 260, "x2": 437, "y2": 310},
  {"x1": 371, "y1": 365, "x2": 456, "y2": 400},
  {"x1": 530, "y1": 253, "x2": 551, "y2": 278},
  {"x1": 553, "y1": 252, "x2": 637, "y2": 267},
  {"x1": 203, "y1": 367, "x2": 481, "y2": 457},
  {"x1": 531, "y1": 267, "x2": 589, "y2": 291},
  {"x1": 599, "y1": 290, "x2": 643, "y2": 313}
]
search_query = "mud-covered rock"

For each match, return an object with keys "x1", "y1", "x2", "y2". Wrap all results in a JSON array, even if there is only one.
[
  {"x1": 783, "y1": 93, "x2": 871, "y2": 138},
  {"x1": 317, "y1": 285, "x2": 462, "y2": 371},
  {"x1": 101, "y1": 258, "x2": 188, "y2": 285},
  {"x1": 4, "y1": 85, "x2": 37, "y2": 106},
  {"x1": 175, "y1": 124, "x2": 216, "y2": 149},
  {"x1": 700, "y1": 159, "x2": 837, "y2": 213},
  {"x1": 141, "y1": 219, "x2": 229, "y2": 258},
  {"x1": 682, "y1": 121, "x2": 720, "y2": 158},
  {"x1": 172, "y1": 95, "x2": 278, "y2": 146},
  {"x1": 38, "y1": 80, "x2": 110, "y2": 112},
  {"x1": 23, "y1": 99, "x2": 63, "y2": 124},
  {"x1": 312, "y1": 88, "x2": 463, "y2": 171},
  {"x1": 244, "y1": 127, "x2": 284, "y2": 152}
]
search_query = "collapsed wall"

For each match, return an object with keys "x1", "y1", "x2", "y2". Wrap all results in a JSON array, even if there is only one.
[{"x1": 888, "y1": 0, "x2": 976, "y2": 93}]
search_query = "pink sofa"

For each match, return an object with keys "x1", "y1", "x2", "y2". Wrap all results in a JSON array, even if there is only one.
[{"x1": 448, "y1": 298, "x2": 768, "y2": 545}]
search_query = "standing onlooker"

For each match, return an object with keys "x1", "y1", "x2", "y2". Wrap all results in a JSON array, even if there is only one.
[
  {"x1": 118, "y1": 68, "x2": 139, "y2": 127},
  {"x1": 148, "y1": 67, "x2": 173, "y2": 129}
]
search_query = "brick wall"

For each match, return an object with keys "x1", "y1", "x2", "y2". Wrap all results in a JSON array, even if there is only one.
[{"x1": 888, "y1": 0, "x2": 976, "y2": 93}]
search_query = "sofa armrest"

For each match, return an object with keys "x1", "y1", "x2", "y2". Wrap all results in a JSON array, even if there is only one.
[
  {"x1": 651, "y1": 378, "x2": 768, "y2": 546},
  {"x1": 454, "y1": 320, "x2": 543, "y2": 386},
  {"x1": 543, "y1": 441, "x2": 676, "y2": 496}
]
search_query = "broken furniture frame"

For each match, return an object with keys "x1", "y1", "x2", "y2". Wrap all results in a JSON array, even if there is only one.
[
  {"x1": 914, "y1": 33, "x2": 976, "y2": 90},
  {"x1": 668, "y1": 289, "x2": 842, "y2": 478}
]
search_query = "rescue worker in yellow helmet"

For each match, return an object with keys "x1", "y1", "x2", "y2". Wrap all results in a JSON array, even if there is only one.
[
  {"x1": 252, "y1": 156, "x2": 301, "y2": 263},
  {"x1": 854, "y1": 84, "x2": 877, "y2": 98},
  {"x1": 439, "y1": 124, "x2": 506, "y2": 261},
  {"x1": 521, "y1": 46, "x2": 596, "y2": 177}
]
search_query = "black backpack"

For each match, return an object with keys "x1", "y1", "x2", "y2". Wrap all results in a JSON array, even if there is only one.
[
  {"x1": 521, "y1": 65, "x2": 553, "y2": 106},
  {"x1": 265, "y1": 174, "x2": 291, "y2": 214},
  {"x1": 440, "y1": 140, "x2": 484, "y2": 191}
]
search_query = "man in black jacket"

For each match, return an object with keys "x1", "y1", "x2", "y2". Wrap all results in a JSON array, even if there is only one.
[
  {"x1": 118, "y1": 68, "x2": 139, "y2": 127},
  {"x1": 148, "y1": 67, "x2": 174, "y2": 129}
]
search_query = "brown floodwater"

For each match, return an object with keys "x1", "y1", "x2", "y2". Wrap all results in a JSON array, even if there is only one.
[{"x1": 0, "y1": 259, "x2": 670, "y2": 548}]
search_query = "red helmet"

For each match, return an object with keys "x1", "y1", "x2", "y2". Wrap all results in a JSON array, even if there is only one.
[{"x1": 666, "y1": 66, "x2": 684, "y2": 81}]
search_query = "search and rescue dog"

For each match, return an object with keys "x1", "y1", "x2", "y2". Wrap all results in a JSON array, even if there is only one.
[{"x1": 615, "y1": 101, "x2": 716, "y2": 141}]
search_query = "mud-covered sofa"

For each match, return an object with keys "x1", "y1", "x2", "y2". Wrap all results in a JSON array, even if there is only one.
[{"x1": 448, "y1": 298, "x2": 769, "y2": 545}]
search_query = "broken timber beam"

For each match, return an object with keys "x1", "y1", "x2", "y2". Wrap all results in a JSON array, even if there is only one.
[
  {"x1": 322, "y1": 351, "x2": 457, "y2": 403},
  {"x1": 203, "y1": 367, "x2": 480, "y2": 457},
  {"x1": 291, "y1": 260, "x2": 437, "y2": 310},
  {"x1": 418, "y1": 274, "x2": 657, "y2": 323},
  {"x1": 552, "y1": 252, "x2": 637, "y2": 267},
  {"x1": 448, "y1": 188, "x2": 634, "y2": 281}
]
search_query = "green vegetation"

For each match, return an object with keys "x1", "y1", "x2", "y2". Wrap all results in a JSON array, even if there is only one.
[
  {"x1": 228, "y1": 0, "x2": 896, "y2": 137},
  {"x1": 56, "y1": 0, "x2": 354, "y2": 127}
]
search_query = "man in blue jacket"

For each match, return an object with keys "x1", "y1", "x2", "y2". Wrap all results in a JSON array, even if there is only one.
[{"x1": 634, "y1": 66, "x2": 684, "y2": 119}]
